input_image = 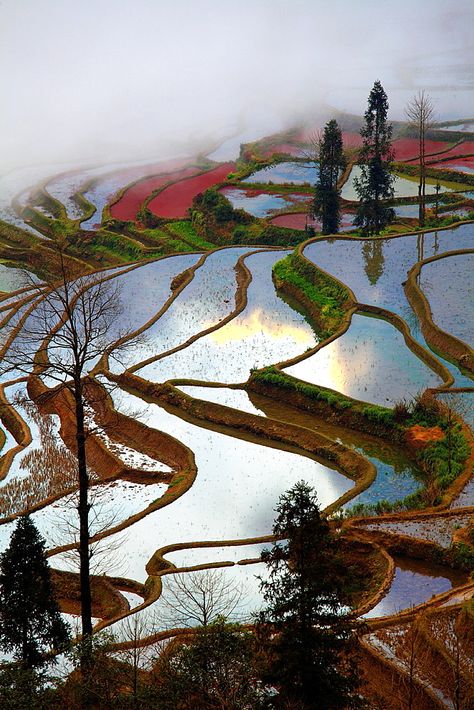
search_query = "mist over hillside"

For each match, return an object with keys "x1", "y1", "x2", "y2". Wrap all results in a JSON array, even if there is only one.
[{"x1": 1, "y1": 0, "x2": 473, "y2": 172}]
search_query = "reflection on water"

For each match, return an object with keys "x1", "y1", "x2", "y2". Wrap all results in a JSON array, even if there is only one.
[
  {"x1": 341, "y1": 166, "x2": 457, "y2": 201},
  {"x1": 364, "y1": 555, "x2": 466, "y2": 618},
  {"x1": 108, "y1": 254, "x2": 201, "y2": 345},
  {"x1": 303, "y1": 225, "x2": 474, "y2": 385},
  {"x1": 362, "y1": 240, "x2": 385, "y2": 285},
  {"x1": 138, "y1": 251, "x2": 317, "y2": 383},
  {"x1": 304, "y1": 228, "x2": 474, "y2": 315},
  {"x1": 180, "y1": 386, "x2": 423, "y2": 508},
  {"x1": 78, "y1": 388, "x2": 352, "y2": 582},
  {"x1": 285, "y1": 314, "x2": 442, "y2": 406},
  {"x1": 220, "y1": 187, "x2": 309, "y2": 218},
  {"x1": 344, "y1": 454, "x2": 421, "y2": 508},
  {"x1": 122, "y1": 248, "x2": 252, "y2": 370},
  {"x1": 420, "y1": 253, "x2": 474, "y2": 346},
  {"x1": 245, "y1": 161, "x2": 318, "y2": 185},
  {"x1": 393, "y1": 203, "x2": 422, "y2": 218}
]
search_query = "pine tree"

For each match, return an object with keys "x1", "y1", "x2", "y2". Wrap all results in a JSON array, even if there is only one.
[
  {"x1": 257, "y1": 481, "x2": 363, "y2": 709},
  {"x1": 312, "y1": 119, "x2": 346, "y2": 234},
  {"x1": 354, "y1": 80, "x2": 395, "y2": 235},
  {"x1": 0, "y1": 515, "x2": 70, "y2": 668}
]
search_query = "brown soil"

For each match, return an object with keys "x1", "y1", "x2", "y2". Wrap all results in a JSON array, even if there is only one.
[
  {"x1": 406, "y1": 425, "x2": 445, "y2": 450},
  {"x1": 52, "y1": 569, "x2": 130, "y2": 619}
]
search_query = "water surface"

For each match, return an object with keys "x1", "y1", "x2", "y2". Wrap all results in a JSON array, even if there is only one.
[
  {"x1": 419, "y1": 253, "x2": 473, "y2": 346},
  {"x1": 364, "y1": 555, "x2": 466, "y2": 618},
  {"x1": 220, "y1": 188, "x2": 309, "y2": 218},
  {"x1": 285, "y1": 313, "x2": 442, "y2": 405},
  {"x1": 245, "y1": 161, "x2": 318, "y2": 185},
  {"x1": 138, "y1": 250, "x2": 317, "y2": 383}
]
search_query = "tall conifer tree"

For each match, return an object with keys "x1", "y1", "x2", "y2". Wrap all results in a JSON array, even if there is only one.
[
  {"x1": 0, "y1": 515, "x2": 70, "y2": 668},
  {"x1": 354, "y1": 80, "x2": 395, "y2": 235},
  {"x1": 312, "y1": 119, "x2": 346, "y2": 234},
  {"x1": 257, "y1": 482, "x2": 363, "y2": 709}
]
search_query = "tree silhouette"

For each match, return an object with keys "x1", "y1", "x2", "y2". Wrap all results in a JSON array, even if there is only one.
[
  {"x1": 257, "y1": 481, "x2": 363, "y2": 709},
  {"x1": 354, "y1": 80, "x2": 395, "y2": 235},
  {"x1": 312, "y1": 119, "x2": 346, "y2": 234},
  {"x1": 0, "y1": 515, "x2": 70, "y2": 668},
  {"x1": 1, "y1": 248, "x2": 131, "y2": 687},
  {"x1": 153, "y1": 618, "x2": 262, "y2": 710},
  {"x1": 405, "y1": 91, "x2": 435, "y2": 227}
]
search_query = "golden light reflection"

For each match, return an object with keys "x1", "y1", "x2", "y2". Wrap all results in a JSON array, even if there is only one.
[
  {"x1": 287, "y1": 334, "x2": 375, "y2": 397},
  {"x1": 208, "y1": 308, "x2": 314, "y2": 345}
]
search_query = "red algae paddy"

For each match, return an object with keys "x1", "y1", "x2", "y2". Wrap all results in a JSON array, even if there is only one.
[
  {"x1": 270, "y1": 213, "x2": 321, "y2": 230},
  {"x1": 391, "y1": 138, "x2": 452, "y2": 161},
  {"x1": 110, "y1": 164, "x2": 198, "y2": 221},
  {"x1": 428, "y1": 156, "x2": 474, "y2": 173},
  {"x1": 148, "y1": 162, "x2": 235, "y2": 218},
  {"x1": 436, "y1": 140, "x2": 474, "y2": 158}
]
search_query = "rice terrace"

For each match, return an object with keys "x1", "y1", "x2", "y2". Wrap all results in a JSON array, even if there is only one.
[{"x1": 0, "y1": 1, "x2": 473, "y2": 708}]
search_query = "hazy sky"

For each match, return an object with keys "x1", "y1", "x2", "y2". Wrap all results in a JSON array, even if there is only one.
[{"x1": 1, "y1": 0, "x2": 473, "y2": 171}]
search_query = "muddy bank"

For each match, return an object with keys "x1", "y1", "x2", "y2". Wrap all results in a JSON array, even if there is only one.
[{"x1": 405, "y1": 250, "x2": 474, "y2": 374}]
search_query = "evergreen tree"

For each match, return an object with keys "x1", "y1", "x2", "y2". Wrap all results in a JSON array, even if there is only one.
[
  {"x1": 0, "y1": 515, "x2": 70, "y2": 668},
  {"x1": 354, "y1": 80, "x2": 395, "y2": 235},
  {"x1": 312, "y1": 119, "x2": 346, "y2": 234},
  {"x1": 257, "y1": 481, "x2": 363, "y2": 709}
]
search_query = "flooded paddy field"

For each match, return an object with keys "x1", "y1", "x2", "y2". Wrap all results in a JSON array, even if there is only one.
[
  {"x1": 148, "y1": 163, "x2": 235, "y2": 218},
  {"x1": 341, "y1": 166, "x2": 461, "y2": 201},
  {"x1": 220, "y1": 186, "x2": 309, "y2": 217},
  {"x1": 244, "y1": 161, "x2": 318, "y2": 185},
  {"x1": 419, "y1": 253, "x2": 473, "y2": 346},
  {"x1": 0, "y1": 140, "x2": 472, "y2": 658},
  {"x1": 285, "y1": 313, "x2": 443, "y2": 406},
  {"x1": 303, "y1": 226, "x2": 474, "y2": 385},
  {"x1": 363, "y1": 555, "x2": 467, "y2": 618}
]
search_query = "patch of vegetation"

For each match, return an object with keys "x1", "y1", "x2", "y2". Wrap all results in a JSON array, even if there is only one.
[
  {"x1": 448, "y1": 543, "x2": 474, "y2": 574},
  {"x1": 272, "y1": 252, "x2": 349, "y2": 335},
  {"x1": 232, "y1": 223, "x2": 303, "y2": 247},
  {"x1": 188, "y1": 188, "x2": 252, "y2": 245},
  {"x1": 87, "y1": 231, "x2": 143, "y2": 262},
  {"x1": 392, "y1": 162, "x2": 474, "y2": 188},
  {"x1": 20, "y1": 208, "x2": 78, "y2": 241},
  {"x1": 29, "y1": 190, "x2": 65, "y2": 221},
  {"x1": 164, "y1": 220, "x2": 215, "y2": 250},
  {"x1": 250, "y1": 367, "x2": 395, "y2": 424},
  {"x1": 136, "y1": 206, "x2": 167, "y2": 228},
  {"x1": 424, "y1": 213, "x2": 474, "y2": 228},
  {"x1": 418, "y1": 423, "x2": 470, "y2": 490}
]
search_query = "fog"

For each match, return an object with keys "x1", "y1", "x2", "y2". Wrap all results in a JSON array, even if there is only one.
[{"x1": 1, "y1": 0, "x2": 473, "y2": 173}]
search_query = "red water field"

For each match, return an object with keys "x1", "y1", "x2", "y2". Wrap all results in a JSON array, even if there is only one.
[
  {"x1": 270, "y1": 213, "x2": 321, "y2": 230},
  {"x1": 428, "y1": 156, "x2": 474, "y2": 171},
  {"x1": 270, "y1": 211, "x2": 354, "y2": 232},
  {"x1": 391, "y1": 139, "x2": 453, "y2": 161},
  {"x1": 110, "y1": 164, "x2": 199, "y2": 221},
  {"x1": 148, "y1": 163, "x2": 236, "y2": 218},
  {"x1": 435, "y1": 141, "x2": 474, "y2": 158}
]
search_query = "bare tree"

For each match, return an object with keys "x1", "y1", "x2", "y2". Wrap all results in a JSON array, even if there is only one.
[
  {"x1": 116, "y1": 613, "x2": 155, "y2": 709},
  {"x1": 158, "y1": 569, "x2": 243, "y2": 629},
  {"x1": 0, "y1": 249, "x2": 132, "y2": 693},
  {"x1": 405, "y1": 91, "x2": 436, "y2": 227}
]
